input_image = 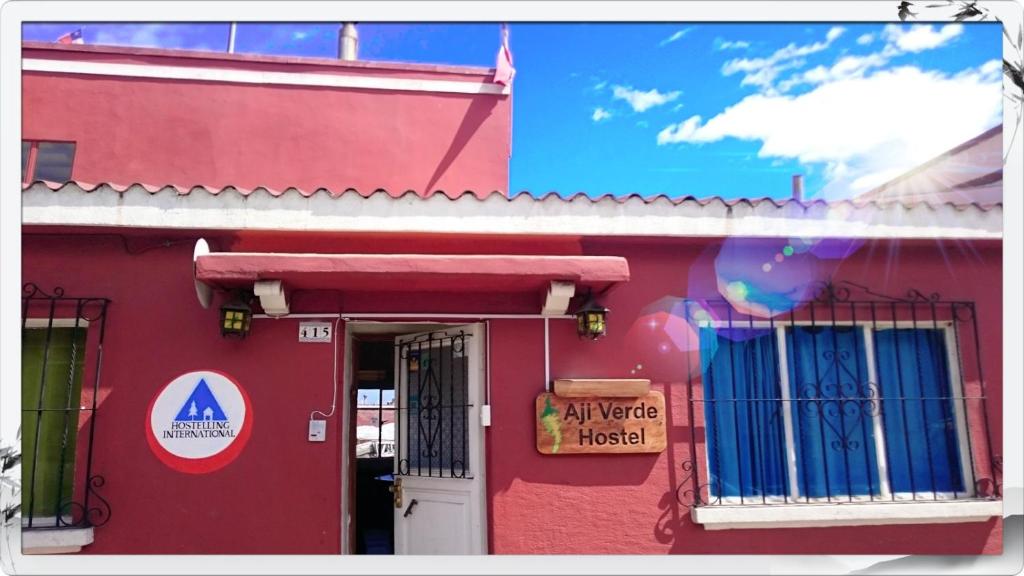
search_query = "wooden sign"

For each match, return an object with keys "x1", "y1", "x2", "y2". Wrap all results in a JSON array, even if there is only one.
[
  {"x1": 536, "y1": 391, "x2": 666, "y2": 454},
  {"x1": 553, "y1": 379, "x2": 650, "y2": 398}
]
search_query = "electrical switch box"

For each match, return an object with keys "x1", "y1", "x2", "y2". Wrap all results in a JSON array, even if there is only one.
[{"x1": 308, "y1": 419, "x2": 327, "y2": 442}]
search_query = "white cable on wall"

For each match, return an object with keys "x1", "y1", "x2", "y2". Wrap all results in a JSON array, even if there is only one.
[
  {"x1": 310, "y1": 317, "x2": 342, "y2": 421},
  {"x1": 485, "y1": 320, "x2": 492, "y2": 405},
  {"x1": 544, "y1": 317, "x2": 550, "y2": 392}
]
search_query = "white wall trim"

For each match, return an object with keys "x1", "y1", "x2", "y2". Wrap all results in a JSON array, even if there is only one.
[
  {"x1": 21, "y1": 184, "x2": 1003, "y2": 241},
  {"x1": 20, "y1": 525, "x2": 94, "y2": 554},
  {"x1": 23, "y1": 58, "x2": 509, "y2": 96},
  {"x1": 691, "y1": 499, "x2": 1002, "y2": 530}
]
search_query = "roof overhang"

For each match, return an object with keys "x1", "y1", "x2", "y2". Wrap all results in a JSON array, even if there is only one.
[
  {"x1": 195, "y1": 252, "x2": 630, "y2": 315},
  {"x1": 21, "y1": 183, "x2": 1003, "y2": 240}
]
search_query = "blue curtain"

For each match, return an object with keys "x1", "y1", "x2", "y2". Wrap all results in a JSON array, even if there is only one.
[
  {"x1": 701, "y1": 328, "x2": 788, "y2": 499},
  {"x1": 786, "y1": 327, "x2": 880, "y2": 499},
  {"x1": 874, "y1": 329, "x2": 963, "y2": 494}
]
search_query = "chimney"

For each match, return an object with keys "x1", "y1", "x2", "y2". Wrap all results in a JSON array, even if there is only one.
[
  {"x1": 791, "y1": 174, "x2": 804, "y2": 202},
  {"x1": 339, "y1": 23, "x2": 359, "y2": 61}
]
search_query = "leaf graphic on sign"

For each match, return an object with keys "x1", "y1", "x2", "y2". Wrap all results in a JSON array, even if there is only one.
[{"x1": 540, "y1": 396, "x2": 562, "y2": 453}]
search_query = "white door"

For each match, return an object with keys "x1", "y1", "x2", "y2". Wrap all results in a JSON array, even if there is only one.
[{"x1": 393, "y1": 324, "x2": 486, "y2": 555}]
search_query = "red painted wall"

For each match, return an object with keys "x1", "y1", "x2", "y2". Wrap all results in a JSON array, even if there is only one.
[
  {"x1": 22, "y1": 233, "x2": 344, "y2": 554},
  {"x1": 22, "y1": 44, "x2": 511, "y2": 196},
  {"x1": 20, "y1": 231, "x2": 1003, "y2": 554},
  {"x1": 487, "y1": 237, "x2": 1003, "y2": 554}
]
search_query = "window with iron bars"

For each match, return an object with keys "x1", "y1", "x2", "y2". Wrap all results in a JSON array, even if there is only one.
[
  {"x1": 20, "y1": 283, "x2": 111, "y2": 531},
  {"x1": 680, "y1": 282, "x2": 1000, "y2": 508}
]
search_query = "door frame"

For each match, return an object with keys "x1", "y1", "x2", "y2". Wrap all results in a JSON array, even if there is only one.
[{"x1": 342, "y1": 321, "x2": 488, "y2": 555}]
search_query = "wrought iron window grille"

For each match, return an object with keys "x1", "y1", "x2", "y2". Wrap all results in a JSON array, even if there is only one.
[
  {"x1": 678, "y1": 280, "x2": 1001, "y2": 509},
  {"x1": 20, "y1": 283, "x2": 111, "y2": 531},
  {"x1": 395, "y1": 331, "x2": 473, "y2": 480}
]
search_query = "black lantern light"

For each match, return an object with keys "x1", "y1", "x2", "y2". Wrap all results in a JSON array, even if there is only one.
[
  {"x1": 574, "y1": 290, "x2": 608, "y2": 340},
  {"x1": 220, "y1": 290, "x2": 254, "y2": 338}
]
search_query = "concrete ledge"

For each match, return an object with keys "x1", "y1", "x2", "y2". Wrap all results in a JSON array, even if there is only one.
[
  {"x1": 21, "y1": 526, "x2": 94, "y2": 554},
  {"x1": 691, "y1": 499, "x2": 1003, "y2": 530}
]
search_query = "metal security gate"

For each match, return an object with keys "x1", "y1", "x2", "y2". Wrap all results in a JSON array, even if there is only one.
[
  {"x1": 392, "y1": 325, "x2": 485, "y2": 555},
  {"x1": 395, "y1": 330, "x2": 471, "y2": 479},
  {"x1": 20, "y1": 283, "x2": 111, "y2": 531}
]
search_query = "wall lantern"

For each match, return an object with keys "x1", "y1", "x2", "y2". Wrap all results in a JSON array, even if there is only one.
[
  {"x1": 574, "y1": 291, "x2": 608, "y2": 340},
  {"x1": 220, "y1": 290, "x2": 254, "y2": 338}
]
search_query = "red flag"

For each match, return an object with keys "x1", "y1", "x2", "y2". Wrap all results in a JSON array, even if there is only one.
[
  {"x1": 57, "y1": 29, "x2": 84, "y2": 45},
  {"x1": 493, "y1": 24, "x2": 515, "y2": 86}
]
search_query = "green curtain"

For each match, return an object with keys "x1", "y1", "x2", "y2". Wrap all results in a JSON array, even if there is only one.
[{"x1": 22, "y1": 327, "x2": 86, "y2": 522}]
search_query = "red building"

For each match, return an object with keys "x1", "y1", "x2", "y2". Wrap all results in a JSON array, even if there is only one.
[{"x1": 17, "y1": 40, "x2": 1003, "y2": 555}]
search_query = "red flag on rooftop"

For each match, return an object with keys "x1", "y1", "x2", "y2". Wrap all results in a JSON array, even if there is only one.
[
  {"x1": 57, "y1": 29, "x2": 84, "y2": 45},
  {"x1": 493, "y1": 24, "x2": 515, "y2": 86}
]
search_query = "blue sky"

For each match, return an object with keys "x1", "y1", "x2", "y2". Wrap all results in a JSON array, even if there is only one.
[{"x1": 23, "y1": 22, "x2": 1003, "y2": 200}]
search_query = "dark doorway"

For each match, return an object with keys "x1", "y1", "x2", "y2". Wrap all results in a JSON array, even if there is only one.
[{"x1": 350, "y1": 337, "x2": 396, "y2": 554}]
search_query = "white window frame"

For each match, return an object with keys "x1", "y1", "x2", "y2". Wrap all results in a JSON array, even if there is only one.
[
  {"x1": 24, "y1": 318, "x2": 89, "y2": 329},
  {"x1": 698, "y1": 319, "x2": 976, "y2": 505}
]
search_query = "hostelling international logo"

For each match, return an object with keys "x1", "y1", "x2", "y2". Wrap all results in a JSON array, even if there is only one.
[{"x1": 146, "y1": 370, "x2": 253, "y2": 474}]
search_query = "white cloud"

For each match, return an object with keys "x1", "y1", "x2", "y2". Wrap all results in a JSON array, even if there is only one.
[
  {"x1": 593, "y1": 80, "x2": 608, "y2": 91},
  {"x1": 849, "y1": 166, "x2": 908, "y2": 191},
  {"x1": 856, "y1": 33, "x2": 875, "y2": 45},
  {"x1": 658, "y1": 62, "x2": 1001, "y2": 198},
  {"x1": 660, "y1": 27, "x2": 694, "y2": 47},
  {"x1": 657, "y1": 115, "x2": 704, "y2": 144},
  {"x1": 721, "y1": 26, "x2": 845, "y2": 93},
  {"x1": 978, "y1": 58, "x2": 1003, "y2": 79},
  {"x1": 882, "y1": 23, "x2": 963, "y2": 53},
  {"x1": 612, "y1": 85, "x2": 681, "y2": 112},
  {"x1": 94, "y1": 24, "x2": 174, "y2": 48},
  {"x1": 716, "y1": 39, "x2": 751, "y2": 50},
  {"x1": 91, "y1": 23, "x2": 224, "y2": 51},
  {"x1": 734, "y1": 58, "x2": 807, "y2": 91},
  {"x1": 777, "y1": 52, "x2": 890, "y2": 92},
  {"x1": 592, "y1": 107, "x2": 612, "y2": 122},
  {"x1": 774, "y1": 23, "x2": 968, "y2": 94}
]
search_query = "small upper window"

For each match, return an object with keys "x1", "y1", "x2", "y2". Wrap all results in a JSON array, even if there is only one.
[
  {"x1": 22, "y1": 141, "x2": 76, "y2": 183},
  {"x1": 21, "y1": 141, "x2": 30, "y2": 182},
  {"x1": 34, "y1": 142, "x2": 76, "y2": 182}
]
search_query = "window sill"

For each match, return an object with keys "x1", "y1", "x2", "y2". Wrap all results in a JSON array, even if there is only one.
[
  {"x1": 691, "y1": 499, "x2": 1002, "y2": 530},
  {"x1": 20, "y1": 526, "x2": 94, "y2": 554}
]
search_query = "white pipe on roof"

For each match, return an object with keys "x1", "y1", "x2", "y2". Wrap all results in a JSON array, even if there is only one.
[{"x1": 339, "y1": 23, "x2": 358, "y2": 61}]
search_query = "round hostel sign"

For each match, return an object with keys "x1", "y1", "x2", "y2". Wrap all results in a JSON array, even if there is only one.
[{"x1": 146, "y1": 370, "x2": 253, "y2": 474}]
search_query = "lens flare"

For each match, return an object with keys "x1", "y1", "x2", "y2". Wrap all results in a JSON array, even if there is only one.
[
  {"x1": 624, "y1": 296, "x2": 718, "y2": 381},
  {"x1": 713, "y1": 238, "x2": 826, "y2": 318},
  {"x1": 808, "y1": 238, "x2": 866, "y2": 260},
  {"x1": 783, "y1": 237, "x2": 865, "y2": 260}
]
